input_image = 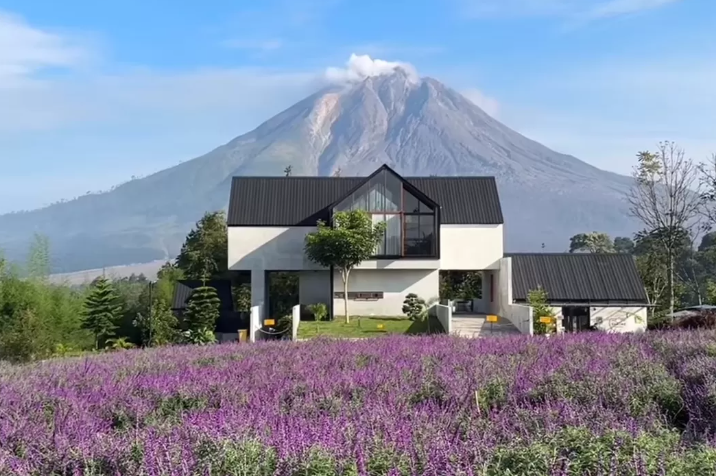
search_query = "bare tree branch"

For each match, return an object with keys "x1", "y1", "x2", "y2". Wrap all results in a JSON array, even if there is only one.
[{"x1": 628, "y1": 141, "x2": 704, "y2": 319}]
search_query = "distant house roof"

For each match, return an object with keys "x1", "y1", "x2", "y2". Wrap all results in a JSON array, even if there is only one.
[
  {"x1": 172, "y1": 280, "x2": 234, "y2": 311},
  {"x1": 508, "y1": 253, "x2": 649, "y2": 305},
  {"x1": 227, "y1": 165, "x2": 504, "y2": 226}
]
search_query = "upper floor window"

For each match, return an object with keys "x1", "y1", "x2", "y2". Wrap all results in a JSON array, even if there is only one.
[{"x1": 333, "y1": 169, "x2": 437, "y2": 258}]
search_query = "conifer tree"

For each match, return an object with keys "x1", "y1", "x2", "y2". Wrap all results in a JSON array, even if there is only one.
[
  {"x1": 184, "y1": 284, "x2": 220, "y2": 333},
  {"x1": 83, "y1": 276, "x2": 121, "y2": 348}
]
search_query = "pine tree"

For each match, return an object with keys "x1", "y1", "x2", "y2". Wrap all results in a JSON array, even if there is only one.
[
  {"x1": 184, "y1": 284, "x2": 220, "y2": 333},
  {"x1": 83, "y1": 276, "x2": 121, "y2": 349}
]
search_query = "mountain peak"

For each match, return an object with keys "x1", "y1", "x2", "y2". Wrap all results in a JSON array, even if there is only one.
[
  {"x1": 0, "y1": 59, "x2": 637, "y2": 272},
  {"x1": 325, "y1": 54, "x2": 420, "y2": 85}
]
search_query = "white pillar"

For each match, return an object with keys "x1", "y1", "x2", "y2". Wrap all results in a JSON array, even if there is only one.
[
  {"x1": 250, "y1": 306, "x2": 260, "y2": 343},
  {"x1": 251, "y1": 269, "x2": 265, "y2": 311},
  {"x1": 291, "y1": 304, "x2": 301, "y2": 341}
]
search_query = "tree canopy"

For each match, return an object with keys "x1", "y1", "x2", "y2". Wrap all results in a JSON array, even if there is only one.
[
  {"x1": 304, "y1": 210, "x2": 385, "y2": 323},
  {"x1": 83, "y1": 276, "x2": 121, "y2": 349},
  {"x1": 176, "y1": 211, "x2": 228, "y2": 280},
  {"x1": 569, "y1": 232, "x2": 616, "y2": 253}
]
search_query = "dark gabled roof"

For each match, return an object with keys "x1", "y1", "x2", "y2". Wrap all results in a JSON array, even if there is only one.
[
  {"x1": 227, "y1": 165, "x2": 503, "y2": 226},
  {"x1": 508, "y1": 253, "x2": 649, "y2": 305},
  {"x1": 172, "y1": 280, "x2": 234, "y2": 311}
]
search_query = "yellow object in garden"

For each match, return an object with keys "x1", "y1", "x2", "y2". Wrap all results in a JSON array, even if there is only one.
[
  {"x1": 264, "y1": 319, "x2": 275, "y2": 326},
  {"x1": 238, "y1": 330, "x2": 248, "y2": 342},
  {"x1": 486, "y1": 315, "x2": 498, "y2": 323},
  {"x1": 376, "y1": 324, "x2": 385, "y2": 330},
  {"x1": 539, "y1": 316, "x2": 554, "y2": 324}
]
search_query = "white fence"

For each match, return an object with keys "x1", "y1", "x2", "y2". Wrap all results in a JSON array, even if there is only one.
[
  {"x1": 291, "y1": 305, "x2": 301, "y2": 340},
  {"x1": 503, "y1": 303, "x2": 533, "y2": 335},
  {"x1": 435, "y1": 302, "x2": 453, "y2": 334},
  {"x1": 249, "y1": 305, "x2": 261, "y2": 342}
]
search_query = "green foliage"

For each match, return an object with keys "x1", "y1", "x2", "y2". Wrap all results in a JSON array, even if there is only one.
[
  {"x1": 184, "y1": 285, "x2": 220, "y2": 333},
  {"x1": 176, "y1": 211, "x2": 228, "y2": 280},
  {"x1": 0, "y1": 309, "x2": 53, "y2": 362},
  {"x1": 307, "y1": 303, "x2": 327, "y2": 321},
  {"x1": 112, "y1": 274, "x2": 150, "y2": 345},
  {"x1": 304, "y1": 210, "x2": 386, "y2": 323},
  {"x1": 307, "y1": 303, "x2": 328, "y2": 334},
  {"x1": 439, "y1": 271, "x2": 481, "y2": 300},
  {"x1": 402, "y1": 294, "x2": 436, "y2": 333},
  {"x1": 156, "y1": 261, "x2": 185, "y2": 302},
  {"x1": 0, "y1": 250, "x2": 92, "y2": 363},
  {"x1": 83, "y1": 276, "x2": 121, "y2": 349},
  {"x1": 133, "y1": 297, "x2": 180, "y2": 347},
  {"x1": 26, "y1": 233, "x2": 51, "y2": 279},
  {"x1": 527, "y1": 287, "x2": 554, "y2": 335},
  {"x1": 613, "y1": 236, "x2": 635, "y2": 253},
  {"x1": 232, "y1": 283, "x2": 251, "y2": 312},
  {"x1": 276, "y1": 314, "x2": 293, "y2": 336},
  {"x1": 699, "y1": 231, "x2": 716, "y2": 252},
  {"x1": 569, "y1": 232, "x2": 616, "y2": 253},
  {"x1": 106, "y1": 337, "x2": 136, "y2": 350},
  {"x1": 182, "y1": 327, "x2": 217, "y2": 345},
  {"x1": 269, "y1": 272, "x2": 298, "y2": 318},
  {"x1": 402, "y1": 293, "x2": 424, "y2": 321}
]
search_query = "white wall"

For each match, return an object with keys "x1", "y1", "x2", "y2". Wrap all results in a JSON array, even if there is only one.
[
  {"x1": 228, "y1": 227, "x2": 319, "y2": 271},
  {"x1": 490, "y1": 257, "x2": 533, "y2": 335},
  {"x1": 228, "y1": 224, "x2": 505, "y2": 272},
  {"x1": 551, "y1": 306, "x2": 647, "y2": 333},
  {"x1": 332, "y1": 269, "x2": 439, "y2": 316},
  {"x1": 440, "y1": 224, "x2": 503, "y2": 270},
  {"x1": 435, "y1": 303, "x2": 453, "y2": 334}
]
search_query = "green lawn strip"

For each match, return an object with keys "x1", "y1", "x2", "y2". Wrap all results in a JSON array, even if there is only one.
[{"x1": 297, "y1": 316, "x2": 444, "y2": 339}]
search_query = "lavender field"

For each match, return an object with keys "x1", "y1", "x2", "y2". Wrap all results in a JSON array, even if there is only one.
[{"x1": 2, "y1": 332, "x2": 716, "y2": 475}]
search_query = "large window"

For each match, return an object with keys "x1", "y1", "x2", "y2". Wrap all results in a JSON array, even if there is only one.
[{"x1": 334, "y1": 170, "x2": 437, "y2": 258}]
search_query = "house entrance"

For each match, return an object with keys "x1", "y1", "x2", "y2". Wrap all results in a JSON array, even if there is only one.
[
  {"x1": 439, "y1": 270, "x2": 482, "y2": 313},
  {"x1": 267, "y1": 272, "x2": 299, "y2": 319},
  {"x1": 562, "y1": 306, "x2": 591, "y2": 332}
]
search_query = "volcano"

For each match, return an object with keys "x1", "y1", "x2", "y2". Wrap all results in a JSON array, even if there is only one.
[{"x1": 0, "y1": 65, "x2": 636, "y2": 272}]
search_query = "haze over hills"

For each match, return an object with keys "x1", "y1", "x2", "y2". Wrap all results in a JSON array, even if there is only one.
[{"x1": 0, "y1": 56, "x2": 638, "y2": 273}]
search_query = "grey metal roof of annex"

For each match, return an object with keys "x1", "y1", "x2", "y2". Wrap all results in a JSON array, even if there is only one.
[
  {"x1": 507, "y1": 253, "x2": 649, "y2": 305},
  {"x1": 227, "y1": 166, "x2": 504, "y2": 226}
]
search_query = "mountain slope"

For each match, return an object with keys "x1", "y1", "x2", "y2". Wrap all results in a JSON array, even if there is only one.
[{"x1": 0, "y1": 69, "x2": 637, "y2": 272}]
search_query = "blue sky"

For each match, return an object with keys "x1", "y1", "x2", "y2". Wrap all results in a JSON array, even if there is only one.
[{"x1": 0, "y1": 0, "x2": 714, "y2": 213}]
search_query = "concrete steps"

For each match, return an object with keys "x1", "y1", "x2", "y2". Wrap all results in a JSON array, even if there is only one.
[{"x1": 452, "y1": 314, "x2": 521, "y2": 338}]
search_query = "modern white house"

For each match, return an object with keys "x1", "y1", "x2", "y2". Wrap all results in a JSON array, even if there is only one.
[{"x1": 223, "y1": 164, "x2": 649, "y2": 335}]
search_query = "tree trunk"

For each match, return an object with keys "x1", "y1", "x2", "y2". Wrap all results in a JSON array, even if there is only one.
[
  {"x1": 342, "y1": 268, "x2": 350, "y2": 324},
  {"x1": 668, "y1": 248, "x2": 675, "y2": 321}
]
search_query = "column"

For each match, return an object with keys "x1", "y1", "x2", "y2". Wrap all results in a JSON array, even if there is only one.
[{"x1": 251, "y1": 268, "x2": 265, "y2": 314}]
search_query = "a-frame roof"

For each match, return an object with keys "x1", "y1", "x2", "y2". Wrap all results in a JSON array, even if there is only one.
[
  {"x1": 227, "y1": 164, "x2": 504, "y2": 226},
  {"x1": 327, "y1": 164, "x2": 440, "y2": 212}
]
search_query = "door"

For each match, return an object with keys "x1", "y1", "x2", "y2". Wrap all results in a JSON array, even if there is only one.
[{"x1": 562, "y1": 306, "x2": 591, "y2": 332}]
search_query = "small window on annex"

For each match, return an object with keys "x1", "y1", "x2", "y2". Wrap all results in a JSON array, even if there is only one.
[{"x1": 333, "y1": 169, "x2": 437, "y2": 258}]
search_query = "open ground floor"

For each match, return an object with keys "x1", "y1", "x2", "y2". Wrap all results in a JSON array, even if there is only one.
[{"x1": 219, "y1": 252, "x2": 650, "y2": 340}]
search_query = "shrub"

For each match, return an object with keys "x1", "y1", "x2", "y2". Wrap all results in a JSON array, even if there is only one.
[{"x1": 527, "y1": 286, "x2": 555, "y2": 334}]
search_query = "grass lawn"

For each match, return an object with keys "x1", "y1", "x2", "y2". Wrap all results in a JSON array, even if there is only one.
[{"x1": 297, "y1": 315, "x2": 444, "y2": 339}]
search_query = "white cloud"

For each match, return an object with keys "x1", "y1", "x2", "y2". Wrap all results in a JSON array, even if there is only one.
[
  {"x1": 325, "y1": 54, "x2": 419, "y2": 83},
  {"x1": 460, "y1": 0, "x2": 682, "y2": 20},
  {"x1": 461, "y1": 88, "x2": 500, "y2": 117},
  {"x1": 0, "y1": 10, "x2": 89, "y2": 80}
]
